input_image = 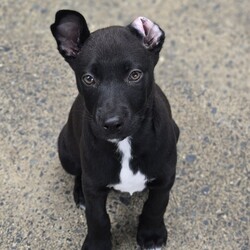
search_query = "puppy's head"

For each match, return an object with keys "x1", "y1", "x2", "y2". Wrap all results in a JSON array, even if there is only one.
[{"x1": 51, "y1": 10, "x2": 165, "y2": 141}]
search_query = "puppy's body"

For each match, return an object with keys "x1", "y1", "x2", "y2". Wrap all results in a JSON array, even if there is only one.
[{"x1": 51, "y1": 10, "x2": 179, "y2": 250}]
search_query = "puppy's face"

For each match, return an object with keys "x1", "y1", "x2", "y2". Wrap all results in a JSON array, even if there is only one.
[
  {"x1": 51, "y1": 10, "x2": 165, "y2": 140},
  {"x1": 71, "y1": 28, "x2": 156, "y2": 140}
]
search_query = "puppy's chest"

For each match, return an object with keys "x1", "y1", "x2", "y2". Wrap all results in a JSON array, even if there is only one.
[{"x1": 108, "y1": 137, "x2": 148, "y2": 195}]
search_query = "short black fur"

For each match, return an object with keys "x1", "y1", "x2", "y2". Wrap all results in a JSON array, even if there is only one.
[{"x1": 51, "y1": 10, "x2": 179, "y2": 250}]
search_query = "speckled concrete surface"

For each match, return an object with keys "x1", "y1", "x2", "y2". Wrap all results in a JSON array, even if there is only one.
[{"x1": 0, "y1": 0, "x2": 249, "y2": 249}]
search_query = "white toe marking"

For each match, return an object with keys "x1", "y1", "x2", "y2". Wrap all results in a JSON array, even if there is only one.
[
  {"x1": 108, "y1": 137, "x2": 147, "y2": 195},
  {"x1": 79, "y1": 204, "x2": 86, "y2": 211}
]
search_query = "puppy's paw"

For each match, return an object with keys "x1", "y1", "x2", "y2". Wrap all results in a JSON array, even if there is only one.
[
  {"x1": 82, "y1": 235, "x2": 112, "y2": 250},
  {"x1": 73, "y1": 189, "x2": 85, "y2": 210},
  {"x1": 73, "y1": 177, "x2": 85, "y2": 210},
  {"x1": 137, "y1": 222, "x2": 167, "y2": 250},
  {"x1": 75, "y1": 197, "x2": 85, "y2": 210}
]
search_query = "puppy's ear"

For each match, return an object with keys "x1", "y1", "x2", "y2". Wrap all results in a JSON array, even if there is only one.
[
  {"x1": 128, "y1": 17, "x2": 165, "y2": 53},
  {"x1": 50, "y1": 10, "x2": 90, "y2": 59}
]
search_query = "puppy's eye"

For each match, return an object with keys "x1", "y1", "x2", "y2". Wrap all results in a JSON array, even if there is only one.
[
  {"x1": 128, "y1": 70, "x2": 143, "y2": 82},
  {"x1": 81, "y1": 74, "x2": 96, "y2": 86}
]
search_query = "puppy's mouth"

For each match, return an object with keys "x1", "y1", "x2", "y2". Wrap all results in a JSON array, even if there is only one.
[{"x1": 102, "y1": 130, "x2": 130, "y2": 142}]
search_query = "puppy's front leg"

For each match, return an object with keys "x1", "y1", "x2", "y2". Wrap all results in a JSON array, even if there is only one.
[
  {"x1": 82, "y1": 187, "x2": 112, "y2": 250},
  {"x1": 137, "y1": 176, "x2": 175, "y2": 249}
]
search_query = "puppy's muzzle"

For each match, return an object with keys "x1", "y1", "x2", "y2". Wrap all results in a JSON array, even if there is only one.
[
  {"x1": 96, "y1": 105, "x2": 129, "y2": 138},
  {"x1": 103, "y1": 116, "x2": 123, "y2": 132}
]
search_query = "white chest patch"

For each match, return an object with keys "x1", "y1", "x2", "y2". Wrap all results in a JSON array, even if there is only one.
[{"x1": 108, "y1": 137, "x2": 147, "y2": 195}]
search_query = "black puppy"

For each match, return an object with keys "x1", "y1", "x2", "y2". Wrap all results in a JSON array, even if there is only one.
[{"x1": 51, "y1": 10, "x2": 179, "y2": 250}]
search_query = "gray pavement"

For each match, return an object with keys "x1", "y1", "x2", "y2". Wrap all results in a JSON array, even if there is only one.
[{"x1": 0, "y1": 0, "x2": 249, "y2": 249}]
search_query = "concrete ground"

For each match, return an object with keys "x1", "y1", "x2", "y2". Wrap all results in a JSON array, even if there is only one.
[{"x1": 0, "y1": 0, "x2": 249, "y2": 249}]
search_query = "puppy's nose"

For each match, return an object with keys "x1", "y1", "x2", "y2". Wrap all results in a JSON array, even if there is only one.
[{"x1": 103, "y1": 116, "x2": 123, "y2": 131}]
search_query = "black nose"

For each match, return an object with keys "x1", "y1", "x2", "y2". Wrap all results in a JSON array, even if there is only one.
[{"x1": 103, "y1": 116, "x2": 123, "y2": 131}]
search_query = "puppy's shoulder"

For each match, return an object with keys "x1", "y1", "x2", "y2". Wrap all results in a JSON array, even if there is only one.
[
  {"x1": 153, "y1": 84, "x2": 172, "y2": 120},
  {"x1": 152, "y1": 84, "x2": 179, "y2": 144}
]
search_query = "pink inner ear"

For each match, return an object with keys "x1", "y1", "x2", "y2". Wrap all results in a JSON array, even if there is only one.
[
  {"x1": 131, "y1": 17, "x2": 148, "y2": 37},
  {"x1": 131, "y1": 17, "x2": 162, "y2": 48}
]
